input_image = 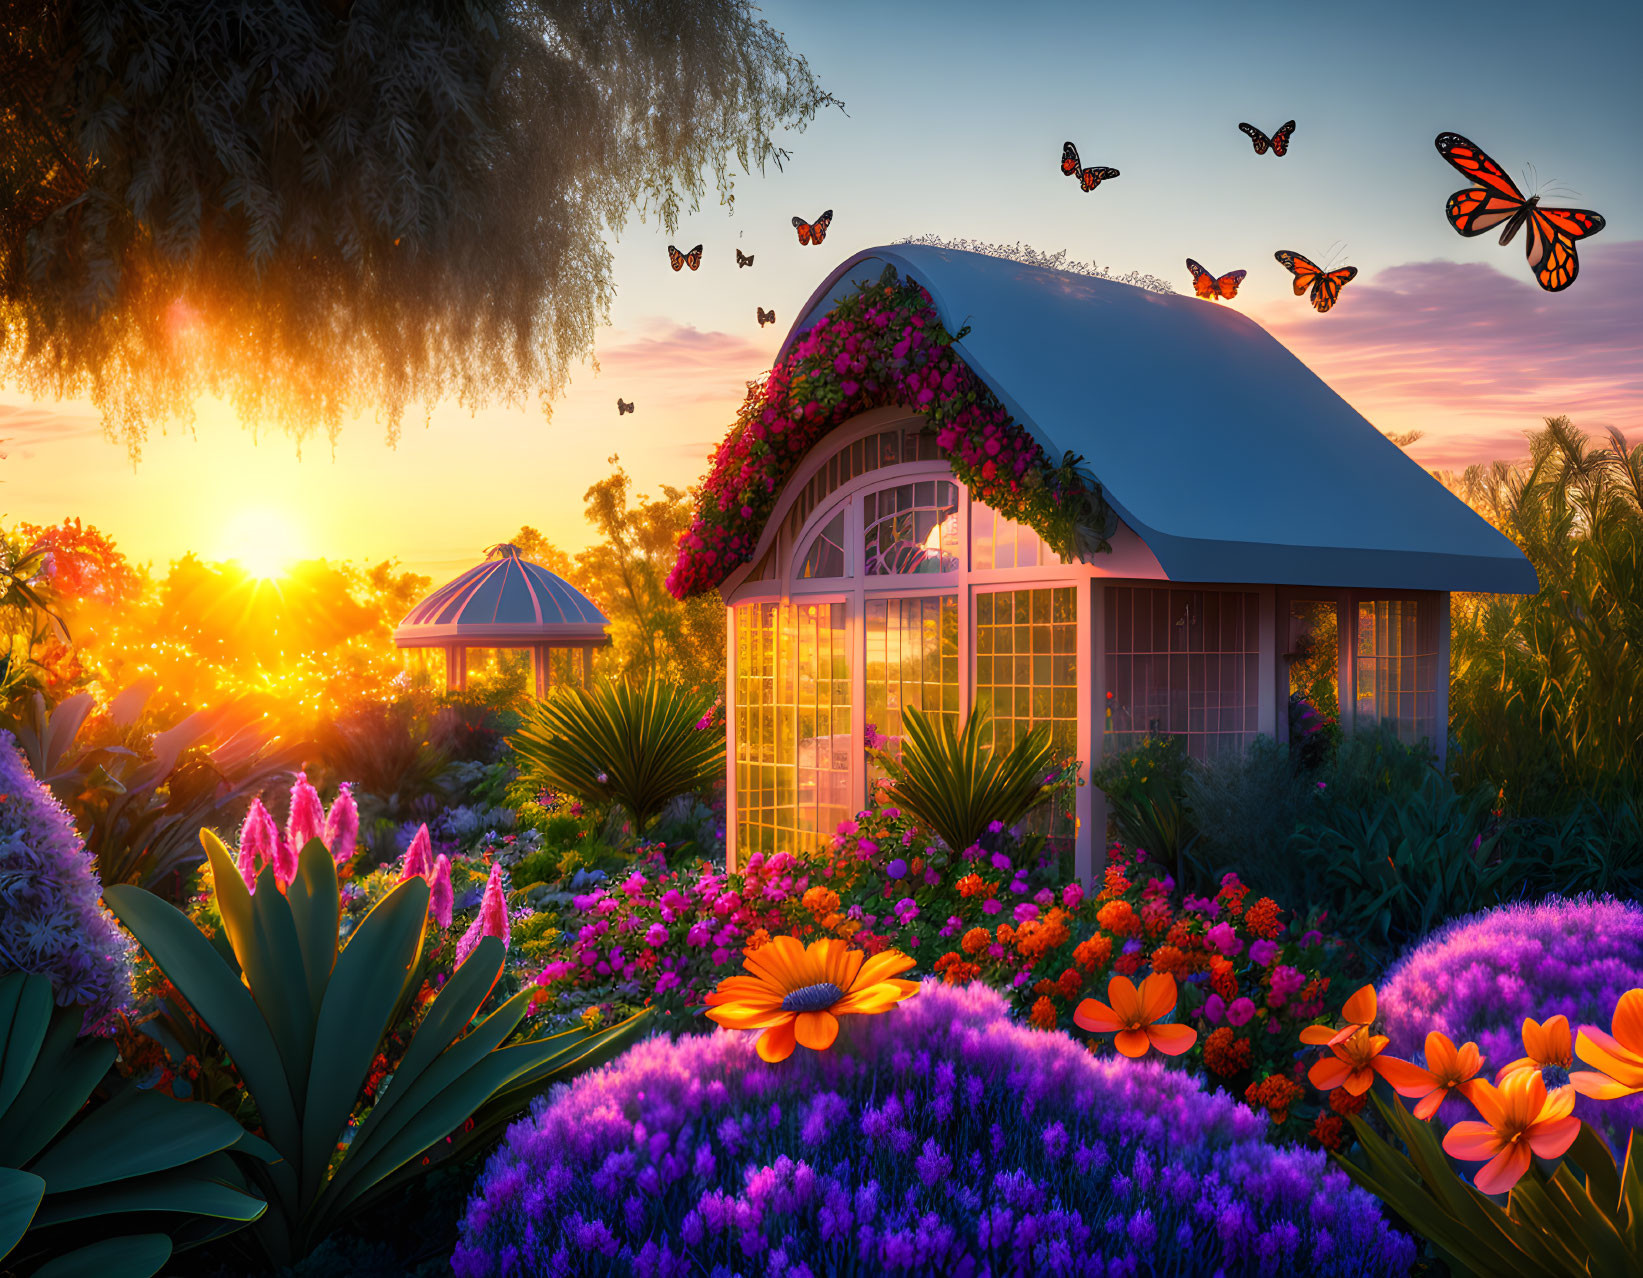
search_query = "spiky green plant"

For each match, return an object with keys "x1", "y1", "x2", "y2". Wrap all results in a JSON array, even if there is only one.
[
  {"x1": 872, "y1": 705, "x2": 1056, "y2": 853},
  {"x1": 510, "y1": 677, "x2": 723, "y2": 836}
]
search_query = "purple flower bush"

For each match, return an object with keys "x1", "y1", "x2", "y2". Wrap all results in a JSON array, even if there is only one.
[
  {"x1": 454, "y1": 981, "x2": 1413, "y2": 1277},
  {"x1": 0, "y1": 730, "x2": 132, "y2": 1030},
  {"x1": 1379, "y1": 895, "x2": 1643, "y2": 1148}
]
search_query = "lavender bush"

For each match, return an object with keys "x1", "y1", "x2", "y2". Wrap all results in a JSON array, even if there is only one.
[
  {"x1": 0, "y1": 730, "x2": 132, "y2": 1029},
  {"x1": 1379, "y1": 895, "x2": 1643, "y2": 1148},
  {"x1": 455, "y1": 981, "x2": 1413, "y2": 1277}
]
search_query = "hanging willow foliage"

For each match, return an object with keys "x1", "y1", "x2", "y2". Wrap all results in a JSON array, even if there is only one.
[{"x1": 0, "y1": 0, "x2": 839, "y2": 453}]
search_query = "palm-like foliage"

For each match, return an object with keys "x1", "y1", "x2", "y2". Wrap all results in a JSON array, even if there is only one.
[
  {"x1": 106, "y1": 834, "x2": 646, "y2": 1266},
  {"x1": 873, "y1": 706, "x2": 1056, "y2": 853},
  {"x1": 1446, "y1": 417, "x2": 1643, "y2": 810},
  {"x1": 511, "y1": 678, "x2": 723, "y2": 835}
]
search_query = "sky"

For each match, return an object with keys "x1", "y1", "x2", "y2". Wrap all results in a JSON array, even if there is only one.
[{"x1": 2, "y1": 0, "x2": 1640, "y2": 584}]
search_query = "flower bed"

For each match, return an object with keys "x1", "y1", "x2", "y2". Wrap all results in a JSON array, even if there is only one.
[
  {"x1": 454, "y1": 980, "x2": 1414, "y2": 1276},
  {"x1": 667, "y1": 267, "x2": 1111, "y2": 598}
]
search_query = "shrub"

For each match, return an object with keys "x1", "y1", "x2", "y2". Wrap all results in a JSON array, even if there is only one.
[
  {"x1": 1090, "y1": 735, "x2": 1197, "y2": 883},
  {"x1": 1183, "y1": 734, "x2": 1308, "y2": 883},
  {"x1": 453, "y1": 980, "x2": 1414, "y2": 1277},
  {"x1": 1377, "y1": 895, "x2": 1643, "y2": 1151},
  {"x1": 0, "y1": 729, "x2": 132, "y2": 1029}
]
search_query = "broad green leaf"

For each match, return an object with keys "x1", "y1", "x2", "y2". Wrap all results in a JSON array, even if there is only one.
[
  {"x1": 105, "y1": 883, "x2": 300, "y2": 1159},
  {"x1": 0, "y1": 1016, "x2": 112, "y2": 1170},
  {"x1": 31, "y1": 1233, "x2": 171, "y2": 1278},
  {"x1": 29, "y1": 1087, "x2": 247, "y2": 1191},
  {"x1": 31, "y1": 1167, "x2": 267, "y2": 1227},
  {"x1": 285, "y1": 840, "x2": 340, "y2": 1014},
  {"x1": 0, "y1": 1168, "x2": 44, "y2": 1260},
  {"x1": 0, "y1": 974, "x2": 52, "y2": 1123}
]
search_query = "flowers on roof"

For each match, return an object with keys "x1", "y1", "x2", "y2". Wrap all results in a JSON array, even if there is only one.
[
  {"x1": 704, "y1": 934, "x2": 919, "y2": 1062},
  {"x1": 667, "y1": 266, "x2": 1112, "y2": 599}
]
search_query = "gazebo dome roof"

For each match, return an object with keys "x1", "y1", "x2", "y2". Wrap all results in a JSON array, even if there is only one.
[{"x1": 394, "y1": 544, "x2": 608, "y2": 648}]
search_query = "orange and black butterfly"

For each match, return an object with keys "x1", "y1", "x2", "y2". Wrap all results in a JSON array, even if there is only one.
[
  {"x1": 667, "y1": 244, "x2": 703, "y2": 271},
  {"x1": 736, "y1": 248, "x2": 755, "y2": 268},
  {"x1": 1238, "y1": 120, "x2": 1295, "y2": 157},
  {"x1": 1274, "y1": 250, "x2": 1357, "y2": 313},
  {"x1": 757, "y1": 307, "x2": 776, "y2": 327},
  {"x1": 1186, "y1": 258, "x2": 1246, "y2": 301},
  {"x1": 792, "y1": 211, "x2": 833, "y2": 246},
  {"x1": 617, "y1": 399, "x2": 634, "y2": 416},
  {"x1": 1433, "y1": 133, "x2": 1605, "y2": 292},
  {"x1": 1060, "y1": 141, "x2": 1119, "y2": 191}
]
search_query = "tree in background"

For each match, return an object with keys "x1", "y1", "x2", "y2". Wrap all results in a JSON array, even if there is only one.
[
  {"x1": 0, "y1": 0, "x2": 838, "y2": 451},
  {"x1": 1443, "y1": 417, "x2": 1643, "y2": 812},
  {"x1": 508, "y1": 457, "x2": 724, "y2": 688}
]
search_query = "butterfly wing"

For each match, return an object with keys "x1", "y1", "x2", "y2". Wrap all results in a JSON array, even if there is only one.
[
  {"x1": 1216, "y1": 269, "x2": 1247, "y2": 299},
  {"x1": 1434, "y1": 133, "x2": 1530, "y2": 236},
  {"x1": 684, "y1": 245, "x2": 703, "y2": 270},
  {"x1": 667, "y1": 245, "x2": 684, "y2": 271},
  {"x1": 1061, "y1": 141, "x2": 1082, "y2": 177},
  {"x1": 1239, "y1": 122, "x2": 1273, "y2": 155},
  {"x1": 1186, "y1": 258, "x2": 1215, "y2": 299},
  {"x1": 1310, "y1": 266, "x2": 1357, "y2": 313},
  {"x1": 1271, "y1": 120, "x2": 1296, "y2": 157},
  {"x1": 1525, "y1": 205, "x2": 1605, "y2": 291},
  {"x1": 792, "y1": 216, "x2": 814, "y2": 245},
  {"x1": 1079, "y1": 167, "x2": 1119, "y2": 191},
  {"x1": 810, "y1": 210, "x2": 833, "y2": 244},
  {"x1": 1274, "y1": 250, "x2": 1321, "y2": 297}
]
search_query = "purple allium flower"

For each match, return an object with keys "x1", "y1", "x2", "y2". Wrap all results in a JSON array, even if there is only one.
[
  {"x1": 1380, "y1": 895, "x2": 1643, "y2": 1150},
  {"x1": 886, "y1": 858, "x2": 908, "y2": 880},
  {"x1": 0, "y1": 732, "x2": 133, "y2": 1031},
  {"x1": 453, "y1": 981, "x2": 1412, "y2": 1278}
]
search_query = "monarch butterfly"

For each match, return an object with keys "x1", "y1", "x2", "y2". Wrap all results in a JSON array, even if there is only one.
[
  {"x1": 1186, "y1": 258, "x2": 1246, "y2": 301},
  {"x1": 1060, "y1": 141, "x2": 1119, "y2": 191},
  {"x1": 736, "y1": 248, "x2": 755, "y2": 268},
  {"x1": 757, "y1": 307, "x2": 776, "y2": 327},
  {"x1": 1274, "y1": 250, "x2": 1357, "y2": 313},
  {"x1": 1238, "y1": 120, "x2": 1295, "y2": 157},
  {"x1": 667, "y1": 244, "x2": 703, "y2": 271},
  {"x1": 1433, "y1": 132, "x2": 1605, "y2": 292},
  {"x1": 617, "y1": 399, "x2": 634, "y2": 415},
  {"x1": 792, "y1": 211, "x2": 833, "y2": 246}
]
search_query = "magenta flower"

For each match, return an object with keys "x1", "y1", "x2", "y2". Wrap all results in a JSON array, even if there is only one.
[
  {"x1": 1248, "y1": 938, "x2": 1278, "y2": 967},
  {"x1": 236, "y1": 796, "x2": 279, "y2": 889},
  {"x1": 894, "y1": 897, "x2": 919, "y2": 923},
  {"x1": 981, "y1": 899, "x2": 1002, "y2": 916},
  {"x1": 270, "y1": 836, "x2": 298, "y2": 889},
  {"x1": 322, "y1": 782, "x2": 359, "y2": 866},
  {"x1": 886, "y1": 858, "x2": 908, "y2": 880},
  {"x1": 429, "y1": 855, "x2": 454, "y2": 929},
  {"x1": 645, "y1": 923, "x2": 669, "y2": 948},
  {"x1": 285, "y1": 771, "x2": 325, "y2": 854},
  {"x1": 456, "y1": 863, "x2": 510, "y2": 966},
  {"x1": 400, "y1": 824, "x2": 434, "y2": 881},
  {"x1": 1013, "y1": 903, "x2": 1040, "y2": 924},
  {"x1": 1203, "y1": 994, "x2": 1227, "y2": 1024},
  {"x1": 1226, "y1": 997, "x2": 1256, "y2": 1027},
  {"x1": 1061, "y1": 882, "x2": 1084, "y2": 911},
  {"x1": 1205, "y1": 922, "x2": 1243, "y2": 958}
]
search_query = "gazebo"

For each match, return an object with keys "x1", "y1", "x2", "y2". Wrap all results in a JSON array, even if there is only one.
[{"x1": 394, "y1": 543, "x2": 609, "y2": 697}]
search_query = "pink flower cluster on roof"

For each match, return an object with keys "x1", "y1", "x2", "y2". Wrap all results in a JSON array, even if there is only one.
[{"x1": 667, "y1": 266, "x2": 1110, "y2": 599}]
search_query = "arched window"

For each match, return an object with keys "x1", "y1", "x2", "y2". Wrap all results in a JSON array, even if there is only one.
[
  {"x1": 864, "y1": 480, "x2": 959, "y2": 576},
  {"x1": 797, "y1": 508, "x2": 847, "y2": 579}
]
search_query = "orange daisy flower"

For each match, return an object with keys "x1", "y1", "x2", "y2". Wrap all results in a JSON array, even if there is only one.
[
  {"x1": 1306, "y1": 1026, "x2": 1428, "y2": 1097},
  {"x1": 1441, "y1": 1068, "x2": 1580, "y2": 1195},
  {"x1": 1073, "y1": 972, "x2": 1197, "y2": 1059},
  {"x1": 1389, "y1": 1031, "x2": 1487, "y2": 1120},
  {"x1": 1574, "y1": 989, "x2": 1643, "y2": 1100},
  {"x1": 1495, "y1": 1014, "x2": 1575, "y2": 1096},
  {"x1": 704, "y1": 935, "x2": 919, "y2": 1063},
  {"x1": 1299, "y1": 983, "x2": 1378, "y2": 1049}
]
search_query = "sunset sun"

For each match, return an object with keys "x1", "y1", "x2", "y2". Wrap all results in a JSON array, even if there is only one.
[{"x1": 217, "y1": 507, "x2": 307, "y2": 578}]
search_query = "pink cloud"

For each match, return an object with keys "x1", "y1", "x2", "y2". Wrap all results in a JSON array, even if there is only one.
[
  {"x1": 592, "y1": 319, "x2": 773, "y2": 405},
  {"x1": 0, "y1": 398, "x2": 102, "y2": 460},
  {"x1": 1249, "y1": 240, "x2": 1643, "y2": 469}
]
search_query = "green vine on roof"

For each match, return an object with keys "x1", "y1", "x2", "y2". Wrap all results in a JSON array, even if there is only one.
[{"x1": 668, "y1": 267, "x2": 1112, "y2": 598}]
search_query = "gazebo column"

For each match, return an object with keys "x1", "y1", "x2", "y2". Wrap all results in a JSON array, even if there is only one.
[
  {"x1": 444, "y1": 645, "x2": 469, "y2": 692},
  {"x1": 582, "y1": 645, "x2": 593, "y2": 687},
  {"x1": 531, "y1": 644, "x2": 549, "y2": 699}
]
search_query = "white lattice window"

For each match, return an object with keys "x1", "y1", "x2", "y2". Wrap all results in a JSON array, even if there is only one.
[{"x1": 1354, "y1": 598, "x2": 1440, "y2": 746}]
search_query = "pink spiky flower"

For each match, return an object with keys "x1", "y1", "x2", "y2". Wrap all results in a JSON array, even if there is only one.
[
  {"x1": 322, "y1": 782, "x2": 359, "y2": 867},
  {"x1": 286, "y1": 771, "x2": 325, "y2": 855},
  {"x1": 400, "y1": 824, "x2": 433, "y2": 882},
  {"x1": 271, "y1": 836, "x2": 298, "y2": 889},
  {"x1": 456, "y1": 862, "x2": 509, "y2": 966},
  {"x1": 235, "y1": 796, "x2": 279, "y2": 890},
  {"x1": 429, "y1": 854, "x2": 454, "y2": 930}
]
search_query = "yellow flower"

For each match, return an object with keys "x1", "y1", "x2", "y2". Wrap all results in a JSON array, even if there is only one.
[{"x1": 704, "y1": 936, "x2": 920, "y2": 1063}]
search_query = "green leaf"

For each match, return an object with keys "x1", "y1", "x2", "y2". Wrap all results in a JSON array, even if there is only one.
[
  {"x1": 31, "y1": 1166, "x2": 267, "y2": 1227},
  {"x1": 0, "y1": 1014, "x2": 112, "y2": 1170},
  {"x1": 285, "y1": 839, "x2": 341, "y2": 1014},
  {"x1": 29, "y1": 1087, "x2": 247, "y2": 1192},
  {"x1": 0, "y1": 974, "x2": 54, "y2": 1128},
  {"x1": 105, "y1": 884, "x2": 301, "y2": 1160},
  {"x1": 0, "y1": 1168, "x2": 44, "y2": 1260},
  {"x1": 30, "y1": 1233, "x2": 171, "y2": 1278}
]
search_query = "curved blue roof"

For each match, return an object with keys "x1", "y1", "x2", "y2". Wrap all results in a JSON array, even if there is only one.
[
  {"x1": 779, "y1": 245, "x2": 1536, "y2": 595},
  {"x1": 395, "y1": 544, "x2": 608, "y2": 647}
]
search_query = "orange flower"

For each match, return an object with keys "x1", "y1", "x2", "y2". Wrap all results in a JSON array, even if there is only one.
[
  {"x1": 1029, "y1": 996, "x2": 1059, "y2": 1030},
  {"x1": 1574, "y1": 989, "x2": 1643, "y2": 1099},
  {"x1": 801, "y1": 886, "x2": 841, "y2": 919},
  {"x1": 704, "y1": 935, "x2": 919, "y2": 1063},
  {"x1": 961, "y1": 926, "x2": 991, "y2": 955},
  {"x1": 1306, "y1": 1026, "x2": 1428, "y2": 1096},
  {"x1": 741, "y1": 928, "x2": 771, "y2": 955},
  {"x1": 1243, "y1": 897, "x2": 1282, "y2": 938},
  {"x1": 1096, "y1": 899, "x2": 1139, "y2": 936},
  {"x1": 955, "y1": 873, "x2": 986, "y2": 898},
  {"x1": 1073, "y1": 935, "x2": 1113, "y2": 972},
  {"x1": 1074, "y1": 973, "x2": 1197, "y2": 1059},
  {"x1": 1203, "y1": 1026, "x2": 1252, "y2": 1076},
  {"x1": 1149, "y1": 944, "x2": 1188, "y2": 977},
  {"x1": 1299, "y1": 983, "x2": 1378, "y2": 1050},
  {"x1": 1311, "y1": 1112, "x2": 1346, "y2": 1150},
  {"x1": 1441, "y1": 1069, "x2": 1580, "y2": 1195},
  {"x1": 1495, "y1": 1014, "x2": 1574, "y2": 1096},
  {"x1": 1391, "y1": 1031, "x2": 1487, "y2": 1120}
]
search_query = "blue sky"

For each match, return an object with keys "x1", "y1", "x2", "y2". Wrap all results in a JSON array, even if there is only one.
[{"x1": 2, "y1": 0, "x2": 1639, "y2": 578}]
